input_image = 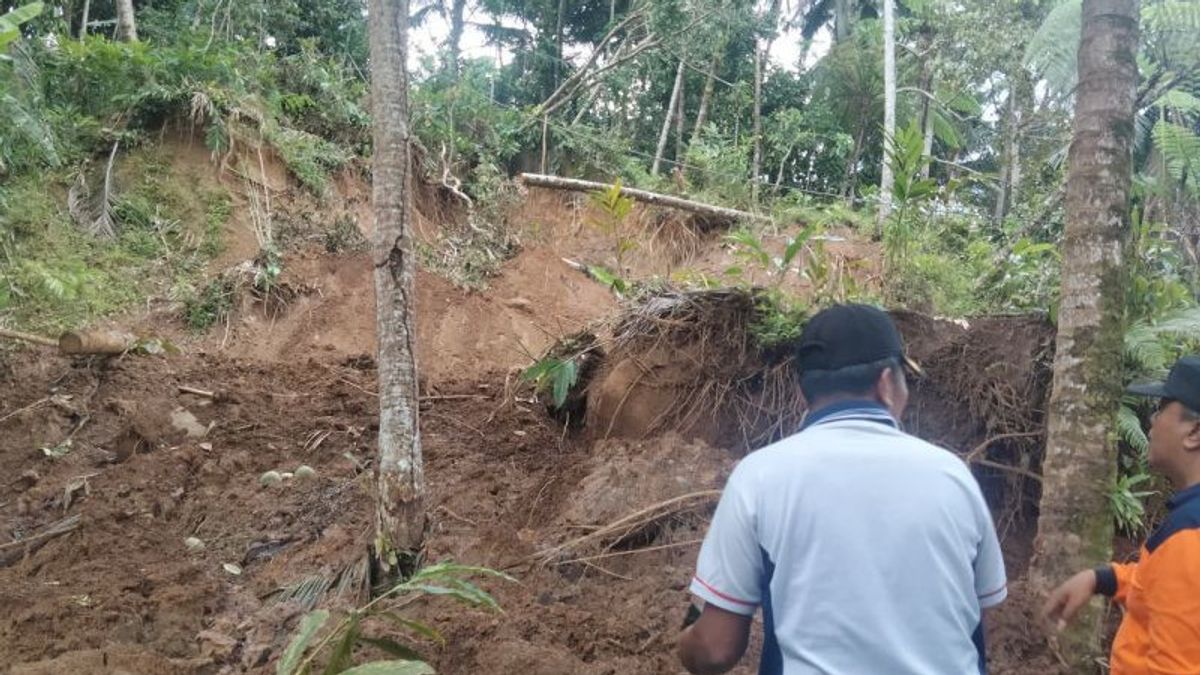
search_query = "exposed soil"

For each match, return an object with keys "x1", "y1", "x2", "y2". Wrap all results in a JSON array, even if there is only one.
[{"x1": 0, "y1": 163, "x2": 1076, "y2": 674}]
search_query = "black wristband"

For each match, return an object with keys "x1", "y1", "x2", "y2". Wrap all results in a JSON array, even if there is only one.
[{"x1": 1094, "y1": 565, "x2": 1118, "y2": 597}]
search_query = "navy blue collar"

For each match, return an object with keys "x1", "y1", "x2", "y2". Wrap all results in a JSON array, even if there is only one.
[
  {"x1": 800, "y1": 399, "x2": 898, "y2": 431},
  {"x1": 1168, "y1": 483, "x2": 1200, "y2": 511}
]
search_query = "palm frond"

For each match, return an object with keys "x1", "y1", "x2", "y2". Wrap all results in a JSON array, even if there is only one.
[
  {"x1": 67, "y1": 143, "x2": 121, "y2": 239},
  {"x1": 931, "y1": 109, "x2": 963, "y2": 150},
  {"x1": 1023, "y1": 0, "x2": 1081, "y2": 95}
]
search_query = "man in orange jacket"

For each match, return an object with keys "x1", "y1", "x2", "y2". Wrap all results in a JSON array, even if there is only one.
[{"x1": 1043, "y1": 355, "x2": 1200, "y2": 673}]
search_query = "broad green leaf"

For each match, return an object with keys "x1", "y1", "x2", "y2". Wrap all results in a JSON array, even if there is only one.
[
  {"x1": 338, "y1": 661, "x2": 434, "y2": 675},
  {"x1": 323, "y1": 615, "x2": 360, "y2": 675},
  {"x1": 550, "y1": 359, "x2": 578, "y2": 409},
  {"x1": 2, "y1": 2, "x2": 44, "y2": 25},
  {"x1": 781, "y1": 231, "x2": 813, "y2": 268},
  {"x1": 277, "y1": 610, "x2": 330, "y2": 675},
  {"x1": 381, "y1": 613, "x2": 445, "y2": 645},
  {"x1": 358, "y1": 637, "x2": 423, "y2": 661}
]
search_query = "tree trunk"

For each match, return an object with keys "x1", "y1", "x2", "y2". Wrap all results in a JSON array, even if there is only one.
[
  {"x1": 554, "y1": 0, "x2": 566, "y2": 87},
  {"x1": 115, "y1": 0, "x2": 137, "y2": 41},
  {"x1": 368, "y1": 0, "x2": 425, "y2": 566},
  {"x1": 751, "y1": 45, "x2": 764, "y2": 203},
  {"x1": 875, "y1": 0, "x2": 896, "y2": 238},
  {"x1": 652, "y1": 60, "x2": 686, "y2": 177},
  {"x1": 919, "y1": 62, "x2": 934, "y2": 181},
  {"x1": 842, "y1": 125, "x2": 866, "y2": 203},
  {"x1": 447, "y1": 0, "x2": 467, "y2": 76},
  {"x1": 993, "y1": 77, "x2": 1019, "y2": 224},
  {"x1": 1031, "y1": 0, "x2": 1139, "y2": 666},
  {"x1": 834, "y1": 0, "x2": 855, "y2": 43},
  {"x1": 921, "y1": 110, "x2": 935, "y2": 180},
  {"x1": 674, "y1": 71, "x2": 686, "y2": 167},
  {"x1": 688, "y1": 49, "x2": 721, "y2": 157},
  {"x1": 79, "y1": 0, "x2": 90, "y2": 39}
]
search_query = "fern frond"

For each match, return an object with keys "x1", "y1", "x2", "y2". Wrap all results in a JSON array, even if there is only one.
[
  {"x1": 1153, "y1": 121, "x2": 1200, "y2": 190},
  {"x1": 1156, "y1": 89, "x2": 1200, "y2": 118},
  {"x1": 1117, "y1": 404, "x2": 1149, "y2": 456},
  {"x1": 1124, "y1": 321, "x2": 1169, "y2": 373},
  {"x1": 1148, "y1": 305, "x2": 1200, "y2": 339}
]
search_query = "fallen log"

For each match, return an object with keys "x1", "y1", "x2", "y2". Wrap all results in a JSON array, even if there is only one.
[
  {"x1": 519, "y1": 173, "x2": 771, "y2": 224},
  {"x1": 0, "y1": 328, "x2": 58, "y2": 348},
  {"x1": 58, "y1": 330, "x2": 136, "y2": 355}
]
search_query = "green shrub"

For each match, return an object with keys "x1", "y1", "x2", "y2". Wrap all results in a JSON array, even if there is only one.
[{"x1": 183, "y1": 278, "x2": 235, "y2": 330}]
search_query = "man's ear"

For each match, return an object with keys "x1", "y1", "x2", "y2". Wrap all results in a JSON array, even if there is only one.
[
  {"x1": 876, "y1": 367, "x2": 896, "y2": 408},
  {"x1": 1184, "y1": 417, "x2": 1200, "y2": 451}
]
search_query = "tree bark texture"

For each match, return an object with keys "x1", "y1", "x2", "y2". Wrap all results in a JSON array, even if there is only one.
[
  {"x1": 115, "y1": 0, "x2": 137, "y2": 41},
  {"x1": 834, "y1": 0, "x2": 856, "y2": 43},
  {"x1": 79, "y1": 0, "x2": 91, "y2": 39},
  {"x1": 652, "y1": 60, "x2": 686, "y2": 177},
  {"x1": 875, "y1": 0, "x2": 895, "y2": 237},
  {"x1": 447, "y1": 0, "x2": 467, "y2": 76},
  {"x1": 918, "y1": 61, "x2": 934, "y2": 181},
  {"x1": 688, "y1": 49, "x2": 721, "y2": 158},
  {"x1": 674, "y1": 71, "x2": 686, "y2": 167},
  {"x1": 368, "y1": 0, "x2": 425, "y2": 563},
  {"x1": 1031, "y1": 0, "x2": 1138, "y2": 666}
]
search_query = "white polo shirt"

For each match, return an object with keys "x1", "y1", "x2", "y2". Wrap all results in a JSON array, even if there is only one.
[{"x1": 690, "y1": 401, "x2": 1007, "y2": 675}]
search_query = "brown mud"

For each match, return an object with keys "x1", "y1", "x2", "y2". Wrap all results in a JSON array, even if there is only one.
[{"x1": 0, "y1": 171, "x2": 1071, "y2": 673}]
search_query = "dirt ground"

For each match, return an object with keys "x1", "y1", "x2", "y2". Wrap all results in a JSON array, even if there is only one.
[{"x1": 0, "y1": 181, "x2": 1078, "y2": 673}]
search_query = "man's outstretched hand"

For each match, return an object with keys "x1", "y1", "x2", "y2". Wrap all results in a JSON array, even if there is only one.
[{"x1": 1042, "y1": 570, "x2": 1097, "y2": 632}]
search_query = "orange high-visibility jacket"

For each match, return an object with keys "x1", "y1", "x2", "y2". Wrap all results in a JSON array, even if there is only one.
[{"x1": 1097, "y1": 483, "x2": 1200, "y2": 674}]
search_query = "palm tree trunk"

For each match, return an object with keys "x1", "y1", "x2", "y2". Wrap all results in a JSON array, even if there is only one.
[
  {"x1": 368, "y1": 0, "x2": 425, "y2": 566},
  {"x1": 652, "y1": 60, "x2": 686, "y2": 177},
  {"x1": 875, "y1": 0, "x2": 896, "y2": 237},
  {"x1": 1031, "y1": 0, "x2": 1139, "y2": 666},
  {"x1": 115, "y1": 0, "x2": 137, "y2": 41}
]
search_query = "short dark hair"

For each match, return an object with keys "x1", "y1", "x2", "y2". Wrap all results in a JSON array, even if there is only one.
[{"x1": 800, "y1": 357, "x2": 902, "y2": 402}]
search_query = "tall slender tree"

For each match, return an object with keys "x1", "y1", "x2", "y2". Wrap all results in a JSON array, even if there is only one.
[
  {"x1": 115, "y1": 0, "x2": 137, "y2": 41},
  {"x1": 875, "y1": 0, "x2": 895, "y2": 237},
  {"x1": 1032, "y1": 0, "x2": 1139, "y2": 665},
  {"x1": 652, "y1": 59, "x2": 686, "y2": 177},
  {"x1": 368, "y1": 0, "x2": 425, "y2": 568}
]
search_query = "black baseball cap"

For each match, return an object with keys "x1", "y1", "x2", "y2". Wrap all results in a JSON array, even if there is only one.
[
  {"x1": 796, "y1": 304, "x2": 922, "y2": 376},
  {"x1": 1127, "y1": 355, "x2": 1200, "y2": 412}
]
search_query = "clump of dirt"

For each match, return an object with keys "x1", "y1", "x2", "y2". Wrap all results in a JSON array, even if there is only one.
[
  {"x1": 206, "y1": 245, "x2": 617, "y2": 381},
  {"x1": 585, "y1": 289, "x2": 805, "y2": 451},
  {"x1": 0, "y1": 350, "x2": 765, "y2": 674},
  {"x1": 895, "y1": 311, "x2": 1056, "y2": 570}
]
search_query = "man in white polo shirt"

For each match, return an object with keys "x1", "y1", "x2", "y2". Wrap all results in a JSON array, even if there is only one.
[{"x1": 678, "y1": 304, "x2": 1007, "y2": 674}]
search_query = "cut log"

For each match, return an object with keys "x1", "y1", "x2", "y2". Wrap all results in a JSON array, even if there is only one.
[
  {"x1": 0, "y1": 328, "x2": 58, "y2": 348},
  {"x1": 519, "y1": 173, "x2": 771, "y2": 224},
  {"x1": 58, "y1": 330, "x2": 136, "y2": 355}
]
